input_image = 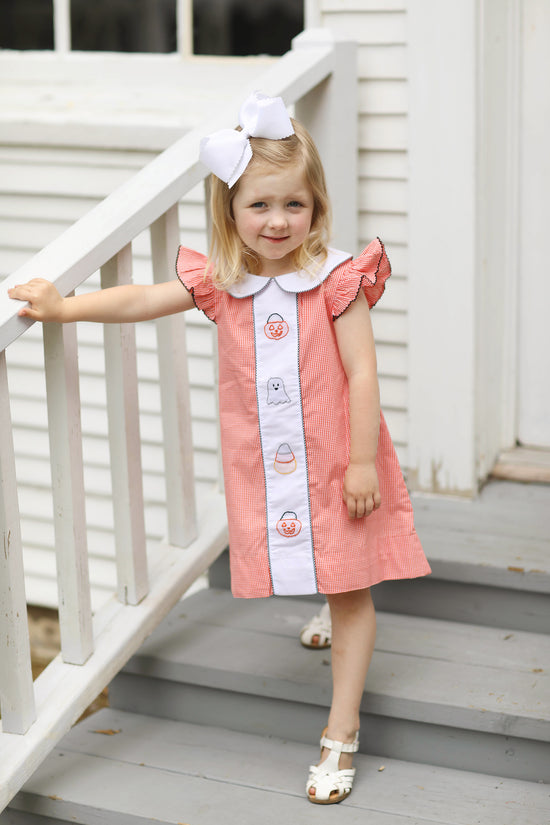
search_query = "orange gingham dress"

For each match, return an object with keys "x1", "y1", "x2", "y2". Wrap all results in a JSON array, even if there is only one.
[{"x1": 177, "y1": 237, "x2": 431, "y2": 598}]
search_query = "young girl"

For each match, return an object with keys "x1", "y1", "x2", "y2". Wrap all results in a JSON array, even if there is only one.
[{"x1": 9, "y1": 92, "x2": 431, "y2": 805}]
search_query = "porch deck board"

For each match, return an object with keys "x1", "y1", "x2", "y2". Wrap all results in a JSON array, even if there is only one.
[
  {"x1": 123, "y1": 590, "x2": 550, "y2": 742},
  {"x1": 173, "y1": 588, "x2": 546, "y2": 670},
  {"x1": 6, "y1": 709, "x2": 548, "y2": 825},
  {"x1": 412, "y1": 481, "x2": 550, "y2": 592}
]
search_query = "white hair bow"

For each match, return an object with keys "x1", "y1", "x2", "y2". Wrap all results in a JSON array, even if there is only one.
[{"x1": 199, "y1": 91, "x2": 295, "y2": 188}]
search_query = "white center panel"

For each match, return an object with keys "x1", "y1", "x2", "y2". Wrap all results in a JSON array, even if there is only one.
[{"x1": 253, "y1": 280, "x2": 317, "y2": 595}]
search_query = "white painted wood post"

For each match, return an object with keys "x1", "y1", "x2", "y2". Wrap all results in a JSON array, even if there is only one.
[
  {"x1": 101, "y1": 247, "x2": 149, "y2": 604},
  {"x1": 0, "y1": 351, "x2": 36, "y2": 734},
  {"x1": 150, "y1": 206, "x2": 198, "y2": 547},
  {"x1": 293, "y1": 31, "x2": 358, "y2": 255},
  {"x1": 43, "y1": 317, "x2": 94, "y2": 665}
]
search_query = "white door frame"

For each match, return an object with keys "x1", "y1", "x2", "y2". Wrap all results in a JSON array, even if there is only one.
[
  {"x1": 516, "y1": 0, "x2": 550, "y2": 448},
  {"x1": 407, "y1": 0, "x2": 521, "y2": 496}
]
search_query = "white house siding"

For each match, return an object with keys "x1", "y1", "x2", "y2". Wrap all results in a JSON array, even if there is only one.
[
  {"x1": 314, "y1": 0, "x2": 409, "y2": 467},
  {"x1": 0, "y1": 142, "x2": 215, "y2": 609}
]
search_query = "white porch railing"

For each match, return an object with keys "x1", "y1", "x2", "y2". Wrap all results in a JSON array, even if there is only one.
[{"x1": 0, "y1": 29, "x2": 357, "y2": 811}]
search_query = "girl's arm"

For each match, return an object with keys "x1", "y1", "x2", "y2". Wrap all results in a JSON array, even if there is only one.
[
  {"x1": 334, "y1": 289, "x2": 381, "y2": 519},
  {"x1": 8, "y1": 278, "x2": 195, "y2": 324}
]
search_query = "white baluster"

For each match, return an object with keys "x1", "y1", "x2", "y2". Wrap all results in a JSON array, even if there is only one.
[
  {"x1": 101, "y1": 246, "x2": 149, "y2": 604},
  {"x1": 151, "y1": 206, "x2": 197, "y2": 546},
  {"x1": 43, "y1": 316, "x2": 94, "y2": 665},
  {"x1": 0, "y1": 351, "x2": 36, "y2": 734}
]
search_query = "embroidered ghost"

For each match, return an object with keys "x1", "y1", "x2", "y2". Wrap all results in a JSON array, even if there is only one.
[
  {"x1": 264, "y1": 313, "x2": 289, "y2": 340},
  {"x1": 276, "y1": 511, "x2": 302, "y2": 537},
  {"x1": 267, "y1": 377, "x2": 290, "y2": 405},
  {"x1": 274, "y1": 443, "x2": 297, "y2": 474}
]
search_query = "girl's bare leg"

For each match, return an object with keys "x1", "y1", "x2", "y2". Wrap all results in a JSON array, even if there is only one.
[{"x1": 308, "y1": 587, "x2": 376, "y2": 796}]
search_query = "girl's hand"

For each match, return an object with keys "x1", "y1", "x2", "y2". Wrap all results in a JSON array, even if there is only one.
[
  {"x1": 8, "y1": 278, "x2": 65, "y2": 322},
  {"x1": 343, "y1": 462, "x2": 381, "y2": 519}
]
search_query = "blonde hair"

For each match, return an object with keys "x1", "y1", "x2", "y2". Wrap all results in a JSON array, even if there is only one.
[{"x1": 207, "y1": 119, "x2": 331, "y2": 289}]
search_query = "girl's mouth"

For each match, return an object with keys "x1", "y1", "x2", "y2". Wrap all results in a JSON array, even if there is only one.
[{"x1": 262, "y1": 235, "x2": 289, "y2": 244}]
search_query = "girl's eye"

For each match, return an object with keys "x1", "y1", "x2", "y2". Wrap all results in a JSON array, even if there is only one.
[{"x1": 251, "y1": 201, "x2": 267, "y2": 208}]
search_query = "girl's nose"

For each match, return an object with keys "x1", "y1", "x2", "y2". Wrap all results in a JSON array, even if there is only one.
[{"x1": 268, "y1": 209, "x2": 288, "y2": 229}]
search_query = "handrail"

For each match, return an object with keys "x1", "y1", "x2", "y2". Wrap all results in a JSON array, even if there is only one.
[{"x1": 0, "y1": 29, "x2": 357, "y2": 812}]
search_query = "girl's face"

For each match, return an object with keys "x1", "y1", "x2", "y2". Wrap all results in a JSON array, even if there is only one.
[{"x1": 231, "y1": 162, "x2": 314, "y2": 277}]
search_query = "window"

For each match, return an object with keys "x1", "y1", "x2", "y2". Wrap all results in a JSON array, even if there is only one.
[
  {"x1": 0, "y1": 0, "x2": 303, "y2": 56},
  {"x1": 1, "y1": 0, "x2": 54, "y2": 50},
  {"x1": 193, "y1": 0, "x2": 303, "y2": 57},
  {"x1": 71, "y1": 0, "x2": 177, "y2": 53}
]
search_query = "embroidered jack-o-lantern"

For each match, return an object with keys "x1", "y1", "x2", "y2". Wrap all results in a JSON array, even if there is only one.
[
  {"x1": 276, "y1": 511, "x2": 302, "y2": 537},
  {"x1": 274, "y1": 443, "x2": 297, "y2": 475},
  {"x1": 264, "y1": 313, "x2": 289, "y2": 340}
]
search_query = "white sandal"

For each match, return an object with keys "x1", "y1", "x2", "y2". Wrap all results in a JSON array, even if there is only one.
[
  {"x1": 306, "y1": 729, "x2": 359, "y2": 804},
  {"x1": 299, "y1": 602, "x2": 332, "y2": 649}
]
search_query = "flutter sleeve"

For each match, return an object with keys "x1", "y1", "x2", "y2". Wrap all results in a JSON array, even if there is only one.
[
  {"x1": 330, "y1": 237, "x2": 391, "y2": 319},
  {"x1": 175, "y1": 246, "x2": 217, "y2": 322}
]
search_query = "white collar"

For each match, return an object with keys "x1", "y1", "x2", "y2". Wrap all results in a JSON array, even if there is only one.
[{"x1": 227, "y1": 248, "x2": 351, "y2": 298}]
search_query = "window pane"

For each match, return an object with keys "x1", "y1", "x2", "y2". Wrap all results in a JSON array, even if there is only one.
[
  {"x1": 193, "y1": 0, "x2": 303, "y2": 56},
  {"x1": 0, "y1": 0, "x2": 54, "y2": 50},
  {"x1": 71, "y1": 0, "x2": 177, "y2": 53}
]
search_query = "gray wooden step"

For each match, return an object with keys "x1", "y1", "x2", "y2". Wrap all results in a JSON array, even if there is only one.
[
  {"x1": 400, "y1": 480, "x2": 550, "y2": 633},
  {"x1": 109, "y1": 588, "x2": 550, "y2": 783},
  {"x1": 4, "y1": 709, "x2": 549, "y2": 825},
  {"x1": 209, "y1": 480, "x2": 550, "y2": 633}
]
